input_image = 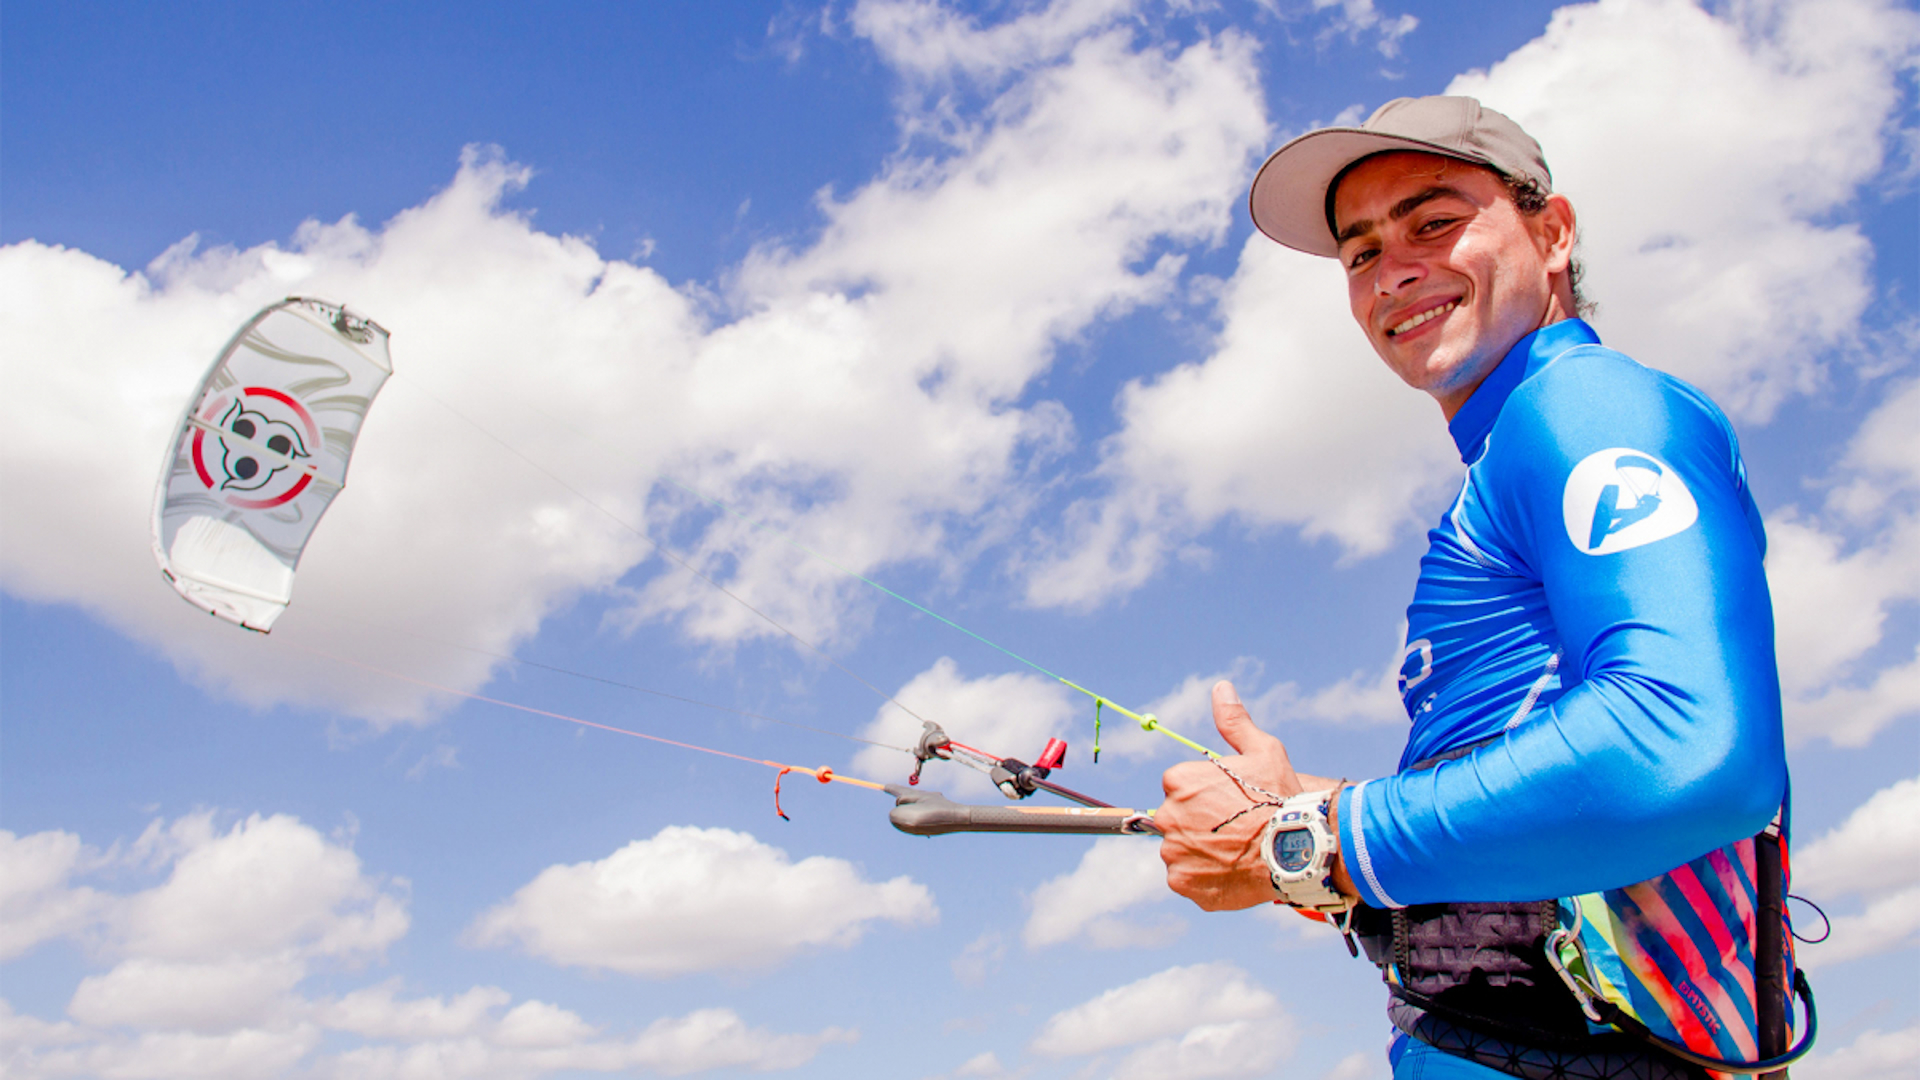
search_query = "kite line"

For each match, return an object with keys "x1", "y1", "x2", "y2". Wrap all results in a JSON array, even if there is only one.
[
  {"x1": 397, "y1": 372, "x2": 1221, "y2": 763},
  {"x1": 152, "y1": 296, "x2": 1208, "y2": 837}
]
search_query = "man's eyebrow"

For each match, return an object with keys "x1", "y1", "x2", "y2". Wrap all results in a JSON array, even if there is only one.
[{"x1": 1334, "y1": 185, "x2": 1473, "y2": 247}]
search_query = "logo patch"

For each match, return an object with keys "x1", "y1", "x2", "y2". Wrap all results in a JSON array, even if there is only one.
[
  {"x1": 1561, "y1": 447, "x2": 1697, "y2": 555},
  {"x1": 1398, "y1": 638, "x2": 1433, "y2": 693},
  {"x1": 189, "y1": 386, "x2": 321, "y2": 510}
]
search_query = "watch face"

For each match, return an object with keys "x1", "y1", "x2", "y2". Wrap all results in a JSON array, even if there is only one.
[{"x1": 1275, "y1": 828, "x2": 1317, "y2": 874}]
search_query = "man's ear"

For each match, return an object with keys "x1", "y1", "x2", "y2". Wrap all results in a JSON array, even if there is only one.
[{"x1": 1538, "y1": 192, "x2": 1578, "y2": 274}]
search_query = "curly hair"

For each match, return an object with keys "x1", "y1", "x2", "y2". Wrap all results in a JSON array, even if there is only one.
[{"x1": 1503, "y1": 175, "x2": 1595, "y2": 318}]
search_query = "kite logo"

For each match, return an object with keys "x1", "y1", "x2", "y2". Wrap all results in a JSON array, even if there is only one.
[
  {"x1": 190, "y1": 386, "x2": 321, "y2": 510},
  {"x1": 1561, "y1": 448, "x2": 1697, "y2": 555}
]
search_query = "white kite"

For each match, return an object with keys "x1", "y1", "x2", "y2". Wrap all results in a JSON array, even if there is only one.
[{"x1": 151, "y1": 296, "x2": 392, "y2": 631}]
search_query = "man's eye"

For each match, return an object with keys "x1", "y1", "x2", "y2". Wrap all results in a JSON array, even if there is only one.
[
  {"x1": 1346, "y1": 248, "x2": 1377, "y2": 270},
  {"x1": 1417, "y1": 216, "x2": 1458, "y2": 235}
]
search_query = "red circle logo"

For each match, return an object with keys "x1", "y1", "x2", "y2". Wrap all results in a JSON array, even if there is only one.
[{"x1": 189, "y1": 386, "x2": 322, "y2": 509}]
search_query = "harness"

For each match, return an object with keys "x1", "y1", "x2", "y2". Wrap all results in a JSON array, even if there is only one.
[{"x1": 1350, "y1": 746, "x2": 1817, "y2": 1080}]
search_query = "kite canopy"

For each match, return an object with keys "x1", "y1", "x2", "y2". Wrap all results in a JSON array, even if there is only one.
[{"x1": 151, "y1": 297, "x2": 392, "y2": 631}]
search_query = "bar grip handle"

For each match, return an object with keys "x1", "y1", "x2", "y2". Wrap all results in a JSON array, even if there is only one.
[{"x1": 886, "y1": 786, "x2": 1156, "y2": 836}]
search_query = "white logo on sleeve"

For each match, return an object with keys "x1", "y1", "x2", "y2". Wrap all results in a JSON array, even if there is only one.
[{"x1": 1561, "y1": 448, "x2": 1698, "y2": 555}]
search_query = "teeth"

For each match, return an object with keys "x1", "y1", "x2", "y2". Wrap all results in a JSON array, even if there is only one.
[{"x1": 1389, "y1": 301, "x2": 1458, "y2": 337}]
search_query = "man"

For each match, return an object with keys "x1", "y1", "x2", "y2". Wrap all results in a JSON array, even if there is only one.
[{"x1": 1156, "y1": 97, "x2": 1803, "y2": 1080}]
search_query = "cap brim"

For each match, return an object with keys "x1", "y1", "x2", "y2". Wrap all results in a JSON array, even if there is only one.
[{"x1": 1247, "y1": 128, "x2": 1491, "y2": 257}]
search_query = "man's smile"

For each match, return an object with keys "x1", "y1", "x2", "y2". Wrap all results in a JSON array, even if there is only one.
[{"x1": 1385, "y1": 298, "x2": 1460, "y2": 339}]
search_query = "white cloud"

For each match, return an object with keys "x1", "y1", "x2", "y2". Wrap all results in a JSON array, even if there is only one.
[
  {"x1": 493, "y1": 1000, "x2": 598, "y2": 1049},
  {"x1": 621, "y1": 1009, "x2": 855, "y2": 1076},
  {"x1": 952, "y1": 1049, "x2": 1007, "y2": 1076},
  {"x1": 1031, "y1": 961, "x2": 1295, "y2": 1079},
  {"x1": 1792, "y1": 775, "x2": 1920, "y2": 966},
  {"x1": 1769, "y1": 377, "x2": 1920, "y2": 747},
  {"x1": 312, "y1": 981, "x2": 512, "y2": 1041},
  {"x1": 1092, "y1": 663, "x2": 1257, "y2": 762},
  {"x1": 851, "y1": 658, "x2": 1080, "y2": 797},
  {"x1": 67, "y1": 956, "x2": 306, "y2": 1032},
  {"x1": 1023, "y1": 237, "x2": 1445, "y2": 607},
  {"x1": 0, "y1": 814, "x2": 360, "y2": 1076},
  {"x1": 1024, "y1": 837, "x2": 1181, "y2": 948},
  {"x1": 0, "y1": 813, "x2": 410, "y2": 1079},
  {"x1": 1260, "y1": 659, "x2": 1404, "y2": 728},
  {"x1": 950, "y1": 930, "x2": 1006, "y2": 986},
  {"x1": 17, "y1": 1025, "x2": 326, "y2": 1080},
  {"x1": 1310, "y1": 0, "x2": 1419, "y2": 58},
  {"x1": 0, "y1": 0, "x2": 1268, "y2": 727},
  {"x1": 1320, "y1": 1049, "x2": 1385, "y2": 1079},
  {"x1": 1794, "y1": 775, "x2": 1920, "y2": 896},
  {"x1": 0, "y1": 1002, "x2": 87, "y2": 1051},
  {"x1": 1460, "y1": 0, "x2": 1914, "y2": 420},
  {"x1": 468, "y1": 825, "x2": 935, "y2": 976},
  {"x1": 1025, "y1": 0, "x2": 1920, "y2": 609},
  {"x1": 322, "y1": 1006, "x2": 854, "y2": 1080},
  {"x1": 0, "y1": 815, "x2": 857, "y2": 1079},
  {"x1": 1786, "y1": 645, "x2": 1920, "y2": 748},
  {"x1": 851, "y1": 0, "x2": 1140, "y2": 80},
  {"x1": 1794, "y1": 1022, "x2": 1920, "y2": 1080},
  {"x1": 1802, "y1": 885, "x2": 1920, "y2": 969},
  {"x1": 0, "y1": 812, "x2": 405, "y2": 978},
  {"x1": 0, "y1": 829, "x2": 107, "y2": 961},
  {"x1": 117, "y1": 812, "x2": 407, "y2": 963}
]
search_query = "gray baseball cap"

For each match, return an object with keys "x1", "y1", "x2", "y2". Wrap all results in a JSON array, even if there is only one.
[{"x1": 1248, "y1": 96, "x2": 1551, "y2": 257}]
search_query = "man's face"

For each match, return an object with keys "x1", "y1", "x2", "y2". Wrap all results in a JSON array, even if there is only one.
[{"x1": 1332, "y1": 152, "x2": 1564, "y2": 416}]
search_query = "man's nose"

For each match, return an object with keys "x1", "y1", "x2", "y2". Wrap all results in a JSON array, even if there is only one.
[{"x1": 1375, "y1": 245, "x2": 1425, "y2": 295}]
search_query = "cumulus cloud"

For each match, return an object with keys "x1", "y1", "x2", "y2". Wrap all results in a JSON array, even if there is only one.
[
  {"x1": 327, "y1": 1007, "x2": 856, "y2": 1080},
  {"x1": 66, "y1": 956, "x2": 308, "y2": 1032},
  {"x1": 468, "y1": 825, "x2": 935, "y2": 976},
  {"x1": 0, "y1": 3, "x2": 1269, "y2": 727},
  {"x1": 1769, "y1": 376, "x2": 1920, "y2": 747},
  {"x1": 950, "y1": 930, "x2": 1007, "y2": 986},
  {"x1": 1320, "y1": 1048, "x2": 1387, "y2": 1079},
  {"x1": 1309, "y1": 0, "x2": 1419, "y2": 58},
  {"x1": 850, "y1": 657, "x2": 1081, "y2": 796},
  {"x1": 0, "y1": 829, "x2": 108, "y2": 961},
  {"x1": 1024, "y1": 0, "x2": 1920, "y2": 609},
  {"x1": 1136, "y1": 658, "x2": 1406, "y2": 749},
  {"x1": 1030, "y1": 961, "x2": 1297, "y2": 1078},
  {"x1": 313, "y1": 981, "x2": 513, "y2": 1041},
  {"x1": 1791, "y1": 774, "x2": 1920, "y2": 966},
  {"x1": 949, "y1": 1050, "x2": 1008, "y2": 1077},
  {"x1": 1794, "y1": 1022, "x2": 1920, "y2": 1080},
  {"x1": 1024, "y1": 837, "x2": 1181, "y2": 948},
  {"x1": 117, "y1": 812, "x2": 408, "y2": 964},
  {"x1": 0, "y1": 811, "x2": 405, "y2": 977},
  {"x1": 0, "y1": 815, "x2": 856, "y2": 1079},
  {"x1": 851, "y1": 0, "x2": 1140, "y2": 80},
  {"x1": 0, "y1": 812, "x2": 394, "y2": 1079}
]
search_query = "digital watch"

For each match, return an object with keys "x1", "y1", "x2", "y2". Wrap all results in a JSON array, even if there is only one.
[{"x1": 1261, "y1": 788, "x2": 1351, "y2": 915}]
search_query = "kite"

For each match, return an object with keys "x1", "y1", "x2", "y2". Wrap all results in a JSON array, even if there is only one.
[{"x1": 151, "y1": 297, "x2": 391, "y2": 632}]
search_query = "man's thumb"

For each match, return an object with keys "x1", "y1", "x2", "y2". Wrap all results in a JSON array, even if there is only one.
[{"x1": 1211, "y1": 680, "x2": 1268, "y2": 753}]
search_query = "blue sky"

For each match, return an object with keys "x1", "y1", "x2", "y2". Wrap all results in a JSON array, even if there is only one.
[{"x1": 3, "y1": 2, "x2": 1917, "y2": 1078}]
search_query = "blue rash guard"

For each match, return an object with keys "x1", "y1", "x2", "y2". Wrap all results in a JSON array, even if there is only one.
[
  {"x1": 1337, "y1": 318, "x2": 1786, "y2": 907},
  {"x1": 1334, "y1": 319, "x2": 1795, "y2": 1068}
]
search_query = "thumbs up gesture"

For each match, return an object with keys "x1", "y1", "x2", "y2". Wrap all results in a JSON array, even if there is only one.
[{"x1": 1156, "y1": 680, "x2": 1351, "y2": 911}]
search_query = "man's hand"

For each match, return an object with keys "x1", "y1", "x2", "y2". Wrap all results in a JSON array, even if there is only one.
[{"x1": 1156, "y1": 680, "x2": 1342, "y2": 911}]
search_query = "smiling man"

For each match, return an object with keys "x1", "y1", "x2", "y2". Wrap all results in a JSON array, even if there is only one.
[{"x1": 1155, "y1": 98, "x2": 1807, "y2": 1080}]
